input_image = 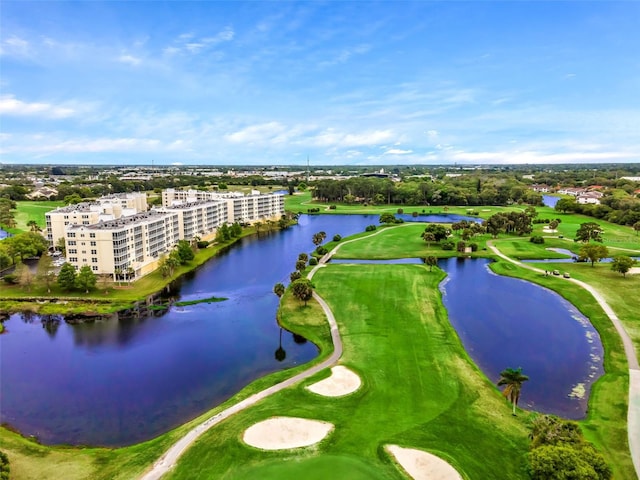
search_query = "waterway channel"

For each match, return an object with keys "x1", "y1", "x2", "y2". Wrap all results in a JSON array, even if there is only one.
[{"x1": 0, "y1": 214, "x2": 603, "y2": 445}]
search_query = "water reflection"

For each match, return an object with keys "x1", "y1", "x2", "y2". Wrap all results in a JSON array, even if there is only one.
[{"x1": 439, "y1": 257, "x2": 603, "y2": 419}]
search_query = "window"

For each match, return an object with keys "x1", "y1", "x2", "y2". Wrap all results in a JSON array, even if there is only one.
[
  {"x1": 92, "y1": 266, "x2": 98, "y2": 271},
  {"x1": 69, "y1": 257, "x2": 78, "y2": 262},
  {"x1": 90, "y1": 241, "x2": 96, "y2": 246},
  {"x1": 91, "y1": 258, "x2": 98, "y2": 263},
  {"x1": 69, "y1": 249, "x2": 77, "y2": 254},
  {"x1": 91, "y1": 249, "x2": 97, "y2": 255},
  {"x1": 68, "y1": 240, "x2": 76, "y2": 246},
  {"x1": 90, "y1": 233, "x2": 96, "y2": 238}
]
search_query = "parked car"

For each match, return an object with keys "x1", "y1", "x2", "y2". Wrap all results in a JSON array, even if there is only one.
[
  {"x1": 552, "y1": 270, "x2": 560, "y2": 276},
  {"x1": 563, "y1": 272, "x2": 571, "y2": 278}
]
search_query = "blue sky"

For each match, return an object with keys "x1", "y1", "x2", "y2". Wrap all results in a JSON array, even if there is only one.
[{"x1": 1, "y1": 1, "x2": 639, "y2": 166}]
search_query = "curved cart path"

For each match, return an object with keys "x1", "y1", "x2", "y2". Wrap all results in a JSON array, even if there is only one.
[
  {"x1": 140, "y1": 267, "x2": 342, "y2": 479},
  {"x1": 489, "y1": 241, "x2": 640, "y2": 477}
]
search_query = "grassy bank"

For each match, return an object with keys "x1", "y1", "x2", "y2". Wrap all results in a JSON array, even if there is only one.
[
  {"x1": 9, "y1": 201, "x2": 65, "y2": 234},
  {"x1": 165, "y1": 264, "x2": 530, "y2": 479},
  {"x1": 0, "y1": 226, "x2": 269, "y2": 314},
  {"x1": 0, "y1": 288, "x2": 332, "y2": 480},
  {"x1": 489, "y1": 261, "x2": 634, "y2": 479}
]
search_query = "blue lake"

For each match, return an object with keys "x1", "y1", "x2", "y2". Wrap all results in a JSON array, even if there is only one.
[{"x1": 0, "y1": 214, "x2": 604, "y2": 445}]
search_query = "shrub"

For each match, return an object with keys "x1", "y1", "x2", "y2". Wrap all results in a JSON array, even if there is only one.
[
  {"x1": 2, "y1": 274, "x2": 18, "y2": 284},
  {"x1": 469, "y1": 242, "x2": 478, "y2": 252},
  {"x1": 316, "y1": 246, "x2": 328, "y2": 255},
  {"x1": 441, "y1": 241, "x2": 455, "y2": 250},
  {"x1": 530, "y1": 236, "x2": 545, "y2": 244},
  {"x1": 394, "y1": 218, "x2": 405, "y2": 223},
  {"x1": 412, "y1": 211, "x2": 418, "y2": 217},
  {"x1": 329, "y1": 205, "x2": 336, "y2": 210},
  {"x1": 397, "y1": 208, "x2": 404, "y2": 214},
  {"x1": 196, "y1": 240, "x2": 209, "y2": 249},
  {"x1": 0, "y1": 450, "x2": 9, "y2": 480},
  {"x1": 333, "y1": 234, "x2": 342, "y2": 242},
  {"x1": 309, "y1": 257, "x2": 318, "y2": 266},
  {"x1": 365, "y1": 225, "x2": 377, "y2": 232}
]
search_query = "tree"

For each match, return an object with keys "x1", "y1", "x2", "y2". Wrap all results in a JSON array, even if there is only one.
[
  {"x1": 36, "y1": 255, "x2": 56, "y2": 293},
  {"x1": 425, "y1": 256, "x2": 437, "y2": 272},
  {"x1": 549, "y1": 220, "x2": 559, "y2": 230},
  {"x1": 0, "y1": 450, "x2": 9, "y2": 480},
  {"x1": 634, "y1": 221, "x2": 640, "y2": 236},
  {"x1": 57, "y1": 263, "x2": 77, "y2": 291},
  {"x1": 75, "y1": 265, "x2": 97, "y2": 293},
  {"x1": 423, "y1": 224, "x2": 449, "y2": 242},
  {"x1": 575, "y1": 222, "x2": 604, "y2": 243},
  {"x1": 27, "y1": 220, "x2": 41, "y2": 232},
  {"x1": 610, "y1": 255, "x2": 636, "y2": 277},
  {"x1": 456, "y1": 241, "x2": 467, "y2": 253},
  {"x1": 56, "y1": 237, "x2": 66, "y2": 256},
  {"x1": 290, "y1": 271, "x2": 302, "y2": 282},
  {"x1": 274, "y1": 328, "x2": 286, "y2": 362},
  {"x1": 216, "y1": 223, "x2": 231, "y2": 242},
  {"x1": 422, "y1": 232, "x2": 436, "y2": 247},
  {"x1": 295, "y1": 259, "x2": 307, "y2": 272},
  {"x1": 578, "y1": 244, "x2": 609, "y2": 267},
  {"x1": 291, "y1": 278, "x2": 313, "y2": 305},
  {"x1": 273, "y1": 282, "x2": 285, "y2": 298},
  {"x1": 555, "y1": 198, "x2": 577, "y2": 213},
  {"x1": 528, "y1": 444, "x2": 611, "y2": 480},
  {"x1": 298, "y1": 253, "x2": 309, "y2": 263},
  {"x1": 15, "y1": 263, "x2": 34, "y2": 292},
  {"x1": 379, "y1": 212, "x2": 396, "y2": 224},
  {"x1": 497, "y1": 367, "x2": 529, "y2": 415},
  {"x1": 176, "y1": 240, "x2": 194, "y2": 263},
  {"x1": 312, "y1": 231, "x2": 327, "y2": 247}
]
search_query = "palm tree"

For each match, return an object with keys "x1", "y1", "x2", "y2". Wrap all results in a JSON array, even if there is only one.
[
  {"x1": 497, "y1": 367, "x2": 529, "y2": 415},
  {"x1": 273, "y1": 282, "x2": 285, "y2": 298},
  {"x1": 114, "y1": 268, "x2": 123, "y2": 287},
  {"x1": 27, "y1": 220, "x2": 41, "y2": 232}
]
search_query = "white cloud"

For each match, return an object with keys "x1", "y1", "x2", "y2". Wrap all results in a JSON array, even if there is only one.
[
  {"x1": 117, "y1": 54, "x2": 142, "y2": 66},
  {"x1": 0, "y1": 95, "x2": 76, "y2": 118},
  {"x1": 0, "y1": 35, "x2": 30, "y2": 57},
  {"x1": 1, "y1": 136, "x2": 162, "y2": 154},
  {"x1": 385, "y1": 148, "x2": 413, "y2": 155},
  {"x1": 226, "y1": 122, "x2": 287, "y2": 143},
  {"x1": 165, "y1": 27, "x2": 235, "y2": 56}
]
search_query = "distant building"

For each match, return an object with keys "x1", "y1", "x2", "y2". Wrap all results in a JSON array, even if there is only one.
[
  {"x1": 27, "y1": 186, "x2": 58, "y2": 200},
  {"x1": 531, "y1": 184, "x2": 551, "y2": 193},
  {"x1": 576, "y1": 191, "x2": 603, "y2": 205}
]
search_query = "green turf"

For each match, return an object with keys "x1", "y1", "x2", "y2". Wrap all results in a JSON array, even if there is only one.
[
  {"x1": 12, "y1": 201, "x2": 64, "y2": 232},
  {"x1": 166, "y1": 264, "x2": 530, "y2": 479},
  {"x1": 229, "y1": 454, "x2": 390, "y2": 480}
]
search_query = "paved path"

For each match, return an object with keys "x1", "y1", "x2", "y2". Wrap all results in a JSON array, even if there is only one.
[
  {"x1": 140, "y1": 263, "x2": 343, "y2": 479},
  {"x1": 488, "y1": 242, "x2": 640, "y2": 477}
]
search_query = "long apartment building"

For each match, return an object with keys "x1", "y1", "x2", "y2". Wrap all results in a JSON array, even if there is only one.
[
  {"x1": 162, "y1": 188, "x2": 284, "y2": 224},
  {"x1": 65, "y1": 211, "x2": 180, "y2": 278},
  {"x1": 62, "y1": 189, "x2": 283, "y2": 279},
  {"x1": 46, "y1": 192, "x2": 148, "y2": 247}
]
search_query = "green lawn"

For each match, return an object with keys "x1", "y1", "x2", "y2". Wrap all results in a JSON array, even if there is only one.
[
  {"x1": 166, "y1": 264, "x2": 530, "y2": 479},
  {"x1": 12, "y1": 201, "x2": 64, "y2": 232}
]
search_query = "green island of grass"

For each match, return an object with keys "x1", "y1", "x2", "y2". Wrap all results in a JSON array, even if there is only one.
[{"x1": 173, "y1": 296, "x2": 228, "y2": 307}]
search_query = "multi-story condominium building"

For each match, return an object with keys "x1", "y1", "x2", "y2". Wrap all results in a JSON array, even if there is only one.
[
  {"x1": 46, "y1": 192, "x2": 148, "y2": 247},
  {"x1": 65, "y1": 211, "x2": 180, "y2": 279},
  {"x1": 155, "y1": 200, "x2": 228, "y2": 241},
  {"x1": 162, "y1": 188, "x2": 284, "y2": 224}
]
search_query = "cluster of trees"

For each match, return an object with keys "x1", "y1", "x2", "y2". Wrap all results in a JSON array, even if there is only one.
[
  {"x1": 158, "y1": 240, "x2": 195, "y2": 278},
  {"x1": 311, "y1": 176, "x2": 543, "y2": 207},
  {"x1": 0, "y1": 198, "x2": 16, "y2": 230},
  {"x1": 273, "y1": 251, "x2": 314, "y2": 306},
  {"x1": 527, "y1": 416, "x2": 611, "y2": 479},
  {"x1": 0, "y1": 450, "x2": 9, "y2": 480},
  {"x1": 556, "y1": 196, "x2": 640, "y2": 227},
  {"x1": 57, "y1": 264, "x2": 97, "y2": 293},
  {"x1": 485, "y1": 211, "x2": 534, "y2": 237},
  {"x1": 0, "y1": 231, "x2": 49, "y2": 269},
  {"x1": 215, "y1": 222, "x2": 243, "y2": 243}
]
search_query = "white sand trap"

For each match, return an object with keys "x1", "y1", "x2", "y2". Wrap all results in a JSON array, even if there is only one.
[
  {"x1": 243, "y1": 417, "x2": 333, "y2": 450},
  {"x1": 307, "y1": 366, "x2": 362, "y2": 397},
  {"x1": 386, "y1": 445, "x2": 463, "y2": 480},
  {"x1": 542, "y1": 227, "x2": 558, "y2": 233},
  {"x1": 629, "y1": 267, "x2": 640, "y2": 275}
]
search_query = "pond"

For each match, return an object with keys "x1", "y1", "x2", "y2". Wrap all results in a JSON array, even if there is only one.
[
  {"x1": 439, "y1": 257, "x2": 603, "y2": 419},
  {"x1": 0, "y1": 213, "x2": 604, "y2": 445},
  {"x1": 543, "y1": 195, "x2": 560, "y2": 208}
]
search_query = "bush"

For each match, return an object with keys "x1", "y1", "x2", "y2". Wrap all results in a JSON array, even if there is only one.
[
  {"x1": 469, "y1": 243, "x2": 478, "y2": 252},
  {"x1": 2, "y1": 274, "x2": 17, "y2": 284},
  {"x1": 394, "y1": 218, "x2": 405, "y2": 223},
  {"x1": 307, "y1": 208, "x2": 320, "y2": 214},
  {"x1": 196, "y1": 240, "x2": 209, "y2": 249},
  {"x1": 397, "y1": 208, "x2": 404, "y2": 214},
  {"x1": 309, "y1": 257, "x2": 318, "y2": 266},
  {"x1": 333, "y1": 234, "x2": 342, "y2": 242},
  {"x1": 530, "y1": 236, "x2": 545, "y2": 244},
  {"x1": 329, "y1": 205, "x2": 336, "y2": 210},
  {"x1": 412, "y1": 211, "x2": 418, "y2": 217},
  {"x1": 316, "y1": 246, "x2": 328, "y2": 255},
  {"x1": 0, "y1": 450, "x2": 9, "y2": 480},
  {"x1": 441, "y1": 241, "x2": 455, "y2": 250},
  {"x1": 365, "y1": 225, "x2": 377, "y2": 232}
]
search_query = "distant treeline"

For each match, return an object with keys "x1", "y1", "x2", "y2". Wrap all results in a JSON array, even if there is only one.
[{"x1": 311, "y1": 177, "x2": 543, "y2": 207}]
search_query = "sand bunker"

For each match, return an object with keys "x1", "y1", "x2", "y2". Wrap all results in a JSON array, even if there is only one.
[
  {"x1": 243, "y1": 417, "x2": 334, "y2": 450},
  {"x1": 307, "y1": 366, "x2": 362, "y2": 397},
  {"x1": 386, "y1": 445, "x2": 463, "y2": 480},
  {"x1": 629, "y1": 267, "x2": 640, "y2": 275},
  {"x1": 542, "y1": 227, "x2": 558, "y2": 233}
]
